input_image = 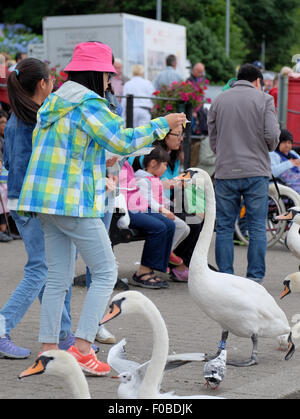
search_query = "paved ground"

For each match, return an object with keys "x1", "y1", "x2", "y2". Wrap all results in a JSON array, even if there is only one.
[{"x1": 0, "y1": 235, "x2": 300, "y2": 399}]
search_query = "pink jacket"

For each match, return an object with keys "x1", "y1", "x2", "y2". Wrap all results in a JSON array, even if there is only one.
[{"x1": 119, "y1": 161, "x2": 148, "y2": 212}]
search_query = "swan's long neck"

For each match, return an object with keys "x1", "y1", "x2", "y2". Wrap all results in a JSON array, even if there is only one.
[
  {"x1": 137, "y1": 298, "x2": 169, "y2": 398},
  {"x1": 65, "y1": 365, "x2": 91, "y2": 399},
  {"x1": 190, "y1": 172, "x2": 216, "y2": 269}
]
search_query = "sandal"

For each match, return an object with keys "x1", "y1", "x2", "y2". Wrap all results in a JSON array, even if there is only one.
[
  {"x1": 131, "y1": 272, "x2": 162, "y2": 289},
  {"x1": 149, "y1": 272, "x2": 169, "y2": 289}
]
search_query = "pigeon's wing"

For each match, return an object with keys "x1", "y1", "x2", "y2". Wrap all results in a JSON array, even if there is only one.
[
  {"x1": 203, "y1": 350, "x2": 227, "y2": 380},
  {"x1": 107, "y1": 338, "x2": 140, "y2": 374},
  {"x1": 165, "y1": 352, "x2": 207, "y2": 370}
]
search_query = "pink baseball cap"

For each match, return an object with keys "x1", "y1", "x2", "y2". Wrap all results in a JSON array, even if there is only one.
[{"x1": 64, "y1": 42, "x2": 116, "y2": 73}]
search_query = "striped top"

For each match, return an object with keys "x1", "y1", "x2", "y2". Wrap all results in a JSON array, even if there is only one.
[
  {"x1": 0, "y1": 165, "x2": 8, "y2": 183},
  {"x1": 18, "y1": 81, "x2": 169, "y2": 217}
]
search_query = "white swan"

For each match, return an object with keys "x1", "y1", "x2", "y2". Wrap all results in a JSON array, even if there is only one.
[
  {"x1": 183, "y1": 168, "x2": 295, "y2": 366},
  {"x1": 101, "y1": 290, "x2": 223, "y2": 399},
  {"x1": 277, "y1": 207, "x2": 300, "y2": 260},
  {"x1": 280, "y1": 271, "x2": 300, "y2": 299},
  {"x1": 108, "y1": 338, "x2": 207, "y2": 398},
  {"x1": 19, "y1": 350, "x2": 91, "y2": 399}
]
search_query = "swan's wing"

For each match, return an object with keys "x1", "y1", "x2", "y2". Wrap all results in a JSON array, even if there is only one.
[
  {"x1": 165, "y1": 352, "x2": 207, "y2": 370},
  {"x1": 133, "y1": 351, "x2": 207, "y2": 381},
  {"x1": 107, "y1": 338, "x2": 140, "y2": 374}
]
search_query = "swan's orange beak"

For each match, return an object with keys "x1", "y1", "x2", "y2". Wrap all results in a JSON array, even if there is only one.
[
  {"x1": 19, "y1": 358, "x2": 45, "y2": 379},
  {"x1": 177, "y1": 172, "x2": 191, "y2": 181},
  {"x1": 280, "y1": 280, "x2": 291, "y2": 299},
  {"x1": 280, "y1": 285, "x2": 291, "y2": 299},
  {"x1": 100, "y1": 303, "x2": 121, "y2": 325}
]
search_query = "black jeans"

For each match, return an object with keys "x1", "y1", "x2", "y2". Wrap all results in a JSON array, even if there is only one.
[{"x1": 173, "y1": 211, "x2": 203, "y2": 267}]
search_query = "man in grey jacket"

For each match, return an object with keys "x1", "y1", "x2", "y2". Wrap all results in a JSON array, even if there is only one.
[{"x1": 208, "y1": 63, "x2": 280, "y2": 283}]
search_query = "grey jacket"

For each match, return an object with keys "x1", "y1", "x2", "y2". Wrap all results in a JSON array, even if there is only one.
[{"x1": 208, "y1": 80, "x2": 280, "y2": 179}]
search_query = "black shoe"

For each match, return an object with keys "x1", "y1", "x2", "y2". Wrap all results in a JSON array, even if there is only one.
[
  {"x1": 114, "y1": 278, "x2": 129, "y2": 290},
  {"x1": 5, "y1": 231, "x2": 21, "y2": 240},
  {"x1": 0, "y1": 231, "x2": 13, "y2": 242}
]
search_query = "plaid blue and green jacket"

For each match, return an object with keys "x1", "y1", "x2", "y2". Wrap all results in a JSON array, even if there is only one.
[{"x1": 18, "y1": 81, "x2": 169, "y2": 217}]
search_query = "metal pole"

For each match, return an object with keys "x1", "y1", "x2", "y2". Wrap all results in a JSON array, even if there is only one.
[
  {"x1": 225, "y1": 0, "x2": 230, "y2": 57},
  {"x1": 183, "y1": 103, "x2": 193, "y2": 170},
  {"x1": 156, "y1": 0, "x2": 162, "y2": 21},
  {"x1": 277, "y1": 74, "x2": 288, "y2": 129},
  {"x1": 261, "y1": 34, "x2": 266, "y2": 69},
  {"x1": 126, "y1": 95, "x2": 134, "y2": 128}
]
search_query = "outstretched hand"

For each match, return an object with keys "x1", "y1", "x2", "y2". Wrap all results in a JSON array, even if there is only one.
[{"x1": 165, "y1": 112, "x2": 186, "y2": 130}]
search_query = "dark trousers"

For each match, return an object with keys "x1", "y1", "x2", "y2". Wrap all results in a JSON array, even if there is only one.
[
  {"x1": 173, "y1": 211, "x2": 203, "y2": 267},
  {"x1": 129, "y1": 209, "x2": 175, "y2": 272}
]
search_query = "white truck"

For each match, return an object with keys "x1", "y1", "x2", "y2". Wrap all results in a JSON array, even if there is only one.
[{"x1": 42, "y1": 12, "x2": 187, "y2": 81}]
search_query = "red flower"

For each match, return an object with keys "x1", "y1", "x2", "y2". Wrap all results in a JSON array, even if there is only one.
[
  {"x1": 151, "y1": 77, "x2": 210, "y2": 117},
  {"x1": 165, "y1": 104, "x2": 173, "y2": 111}
]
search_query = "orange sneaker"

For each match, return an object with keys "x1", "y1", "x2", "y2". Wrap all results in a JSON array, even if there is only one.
[
  {"x1": 169, "y1": 252, "x2": 183, "y2": 266},
  {"x1": 67, "y1": 345, "x2": 110, "y2": 376}
]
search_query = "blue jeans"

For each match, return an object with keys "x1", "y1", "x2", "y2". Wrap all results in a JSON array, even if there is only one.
[
  {"x1": 0, "y1": 211, "x2": 71, "y2": 338},
  {"x1": 215, "y1": 177, "x2": 269, "y2": 282},
  {"x1": 128, "y1": 209, "x2": 175, "y2": 272},
  {"x1": 86, "y1": 192, "x2": 114, "y2": 289},
  {"x1": 38, "y1": 214, "x2": 117, "y2": 344}
]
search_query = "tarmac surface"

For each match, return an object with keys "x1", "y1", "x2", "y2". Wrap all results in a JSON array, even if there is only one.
[{"x1": 0, "y1": 235, "x2": 300, "y2": 400}]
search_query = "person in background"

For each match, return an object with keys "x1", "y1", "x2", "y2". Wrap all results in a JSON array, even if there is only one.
[
  {"x1": 270, "y1": 129, "x2": 300, "y2": 193},
  {"x1": 9, "y1": 51, "x2": 27, "y2": 72},
  {"x1": 1, "y1": 58, "x2": 73, "y2": 359},
  {"x1": 110, "y1": 58, "x2": 128, "y2": 103},
  {"x1": 269, "y1": 74, "x2": 278, "y2": 109},
  {"x1": 0, "y1": 109, "x2": 12, "y2": 242},
  {"x1": 122, "y1": 64, "x2": 154, "y2": 128},
  {"x1": 280, "y1": 66, "x2": 293, "y2": 77},
  {"x1": 153, "y1": 54, "x2": 183, "y2": 91},
  {"x1": 17, "y1": 42, "x2": 186, "y2": 375},
  {"x1": 187, "y1": 62, "x2": 205, "y2": 84},
  {"x1": 208, "y1": 63, "x2": 280, "y2": 283},
  {"x1": 252, "y1": 60, "x2": 264, "y2": 72},
  {"x1": 0, "y1": 52, "x2": 11, "y2": 113},
  {"x1": 263, "y1": 72, "x2": 274, "y2": 94}
]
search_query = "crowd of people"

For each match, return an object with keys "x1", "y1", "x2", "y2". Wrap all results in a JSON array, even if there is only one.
[{"x1": 0, "y1": 41, "x2": 299, "y2": 380}]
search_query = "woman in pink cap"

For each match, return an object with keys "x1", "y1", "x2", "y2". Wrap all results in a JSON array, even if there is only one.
[{"x1": 18, "y1": 42, "x2": 186, "y2": 376}]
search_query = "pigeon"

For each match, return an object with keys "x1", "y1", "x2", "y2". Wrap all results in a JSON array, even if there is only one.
[{"x1": 203, "y1": 349, "x2": 227, "y2": 389}]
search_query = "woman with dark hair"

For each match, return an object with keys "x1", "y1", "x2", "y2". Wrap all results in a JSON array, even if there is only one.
[
  {"x1": 135, "y1": 146, "x2": 190, "y2": 267},
  {"x1": 17, "y1": 42, "x2": 186, "y2": 375},
  {"x1": 1, "y1": 58, "x2": 73, "y2": 359},
  {"x1": 154, "y1": 126, "x2": 203, "y2": 282},
  {"x1": 270, "y1": 128, "x2": 300, "y2": 193}
]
